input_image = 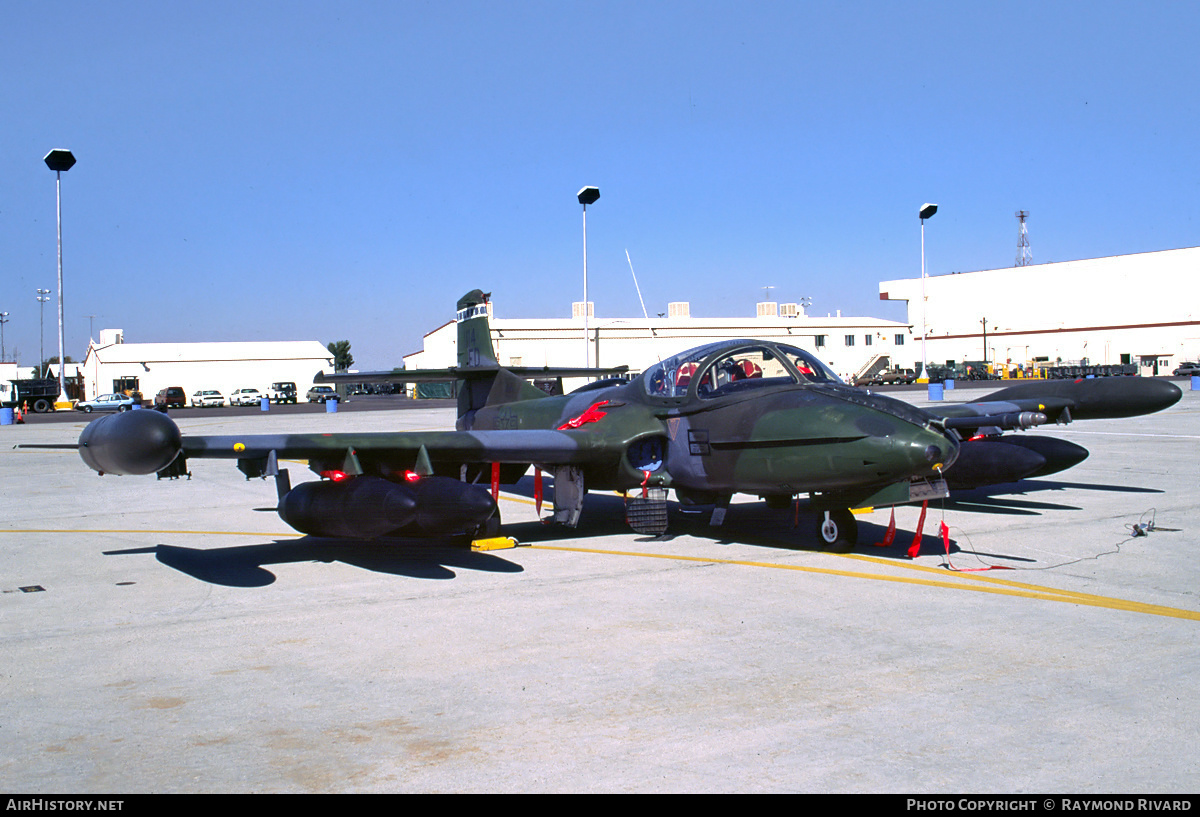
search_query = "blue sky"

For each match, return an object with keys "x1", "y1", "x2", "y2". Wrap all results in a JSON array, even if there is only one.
[{"x1": 3, "y1": 1, "x2": 1198, "y2": 369}]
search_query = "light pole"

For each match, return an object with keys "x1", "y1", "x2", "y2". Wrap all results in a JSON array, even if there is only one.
[
  {"x1": 37, "y1": 289, "x2": 51, "y2": 376},
  {"x1": 0, "y1": 312, "x2": 8, "y2": 362},
  {"x1": 981, "y1": 317, "x2": 988, "y2": 372},
  {"x1": 577, "y1": 186, "x2": 600, "y2": 369},
  {"x1": 44, "y1": 149, "x2": 76, "y2": 407},
  {"x1": 917, "y1": 202, "x2": 937, "y2": 383}
]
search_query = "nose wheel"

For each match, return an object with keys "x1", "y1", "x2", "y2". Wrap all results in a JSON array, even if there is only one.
[{"x1": 818, "y1": 509, "x2": 857, "y2": 552}]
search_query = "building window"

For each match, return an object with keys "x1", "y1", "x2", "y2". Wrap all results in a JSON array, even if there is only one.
[
  {"x1": 814, "y1": 335, "x2": 825, "y2": 348},
  {"x1": 864, "y1": 335, "x2": 873, "y2": 346},
  {"x1": 895, "y1": 334, "x2": 905, "y2": 346},
  {"x1": 845, "y1": 335, "x2": 855, "y2": 347}
]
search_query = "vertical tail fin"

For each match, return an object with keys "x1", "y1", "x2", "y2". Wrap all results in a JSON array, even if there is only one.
[
  {"x1": 456, "y1": 290, "x2": 499, "y2": 369},
  {"x1": 454, "y1": 290, "x2": 545, "y2": 428}
]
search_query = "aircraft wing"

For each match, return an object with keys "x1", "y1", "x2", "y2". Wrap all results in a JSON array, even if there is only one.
[
  {"x1": 75, "y1": 410, "x2": 609, "y2": 478},
  {"x1": 181, "y1": 429, "x2": 598, "y2": 466}
]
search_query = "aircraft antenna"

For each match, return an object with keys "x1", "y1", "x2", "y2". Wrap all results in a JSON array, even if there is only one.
[
  {"x1": 625, "y1": 249, "x2": 650, "y2": 319},
  {"x1": 1015, "y1": 210, "x2": 1032, "y2": 266}
]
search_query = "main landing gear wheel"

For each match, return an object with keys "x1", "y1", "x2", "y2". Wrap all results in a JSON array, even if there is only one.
[{"x1": 818, "y1": 509, "x2": 857, "y2": 552}]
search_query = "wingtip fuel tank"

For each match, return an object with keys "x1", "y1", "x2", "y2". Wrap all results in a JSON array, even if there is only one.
[
  {"x1": 984, "y1": 377, "x2": 1181, "y2": 420},
  {"x1": 78, "y1": 409, "x2": 183, "y2": 476}
]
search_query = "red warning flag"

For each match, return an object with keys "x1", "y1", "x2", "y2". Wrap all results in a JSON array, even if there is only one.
[
  {"x1": 907, "y1": 501, "x2": 928, "y2": 559},
  {"x1": 874, "y1": 508, "x2": 896, "y2": 547}
]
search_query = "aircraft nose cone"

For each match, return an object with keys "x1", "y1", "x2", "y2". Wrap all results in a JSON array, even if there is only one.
[{"x1": 929, "y1": 436, "x2": 959, "y2": 472}]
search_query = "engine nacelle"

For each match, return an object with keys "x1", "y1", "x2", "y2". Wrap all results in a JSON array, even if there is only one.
[
  {"x1": 942, "y1": 439, "x2": 1046, "y2": 490},
  {"x1": 277, "y1": 475, "x2": 498, "y2": 540},
  {"x1": 78, "y1": 409, "x2": 183, "y2": 476}
]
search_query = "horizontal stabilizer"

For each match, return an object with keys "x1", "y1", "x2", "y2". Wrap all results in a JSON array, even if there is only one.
[{"x1": 316, "y1": 364, "x2": 629, "y2": 385}]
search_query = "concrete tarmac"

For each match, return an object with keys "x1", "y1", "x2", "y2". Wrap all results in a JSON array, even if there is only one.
[{"x1": 2, "y1": 387, "x2": 1197, "y2": 792}]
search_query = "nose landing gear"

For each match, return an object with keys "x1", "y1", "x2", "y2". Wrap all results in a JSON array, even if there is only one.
[{"x1": 818, "y1": 509, "x2": 857, "y2": 552}]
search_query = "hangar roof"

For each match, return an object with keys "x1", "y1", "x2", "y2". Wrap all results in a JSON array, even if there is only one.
[{"x1": 85, "y1": 340, "x2": 332, "y2": 365}]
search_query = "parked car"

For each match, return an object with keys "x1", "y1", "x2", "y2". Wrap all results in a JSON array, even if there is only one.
[
  {"x1": 230, "y1": 388, "x2": 263, "y2": 406},
  {"x1": 266, "y1": 381, "x2": 298, "y2": 404},
  {"x1": 154, "y1": 386, "x2": 187, "y2": 409},
  {"x1": 306, "y1": 386, "x2": 337, "y2": 403},
  {"x1": 1173, "y1": 362, "x2": 1200, "y2": 376},
  {"x1": 191, "y1": 390, "x2": 225, "y2": 408},
  {"x1": 76, "y1": 393, "x2": 138, "y2": 413}
]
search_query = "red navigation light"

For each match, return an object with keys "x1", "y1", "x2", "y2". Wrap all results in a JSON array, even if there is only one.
[
  {"x1": 403, "y1": 470, "x2": 422, "y2": 483},
  {"x1": 321, "y1": 470, "x2": 351, "y2": 482}
]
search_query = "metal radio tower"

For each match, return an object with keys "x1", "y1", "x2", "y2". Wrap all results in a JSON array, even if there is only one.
[{"x1": 1015, "y1": 210, "x2": 1032, "y2": 266}]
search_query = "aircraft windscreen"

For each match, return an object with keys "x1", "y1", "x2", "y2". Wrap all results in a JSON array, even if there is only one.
[
  {"x1": 696, "y1": 347, "x2": 797, "y2": 399},
  {"x1": 643, "y1": 340, "x2": 842, "y2": 398},
  {"x1": 643, "y1": 342, "x2": 730, "y2": 398}
]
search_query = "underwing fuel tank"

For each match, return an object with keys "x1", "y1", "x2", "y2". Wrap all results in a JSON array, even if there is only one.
[
  {"x1": 277, "y1": 475, "x2": 498, "y2": 539},
  {"x1": 78, "y1": 409, "x2": 183, "y2": 475}
]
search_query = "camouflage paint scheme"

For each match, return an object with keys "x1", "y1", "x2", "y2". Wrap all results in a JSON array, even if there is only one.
[{"x1": 73, "y1": 289, "x2": 1181, "y2": 546}]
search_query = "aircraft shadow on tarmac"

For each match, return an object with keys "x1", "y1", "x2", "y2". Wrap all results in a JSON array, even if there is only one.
[
  {"x1": 942, "y1": 478, "x2": 1163, "y2": 516},
  {"x1": 101, "y1": 475, "x2": 1165, "y2": 586},
  {"x1": 498, "y1": 480, "x2": 950, "y2": 561},
  {"x1": 103, "y1": 539, "x2": 524, "y2": 588},
  {"x1": 501, "y1": 473, "x2": 1166, "y2": 564}
]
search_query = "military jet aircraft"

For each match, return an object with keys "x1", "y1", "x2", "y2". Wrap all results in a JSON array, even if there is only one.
[{"x1": 71, "y1": 289, "x2": 1181, "y2": 548}]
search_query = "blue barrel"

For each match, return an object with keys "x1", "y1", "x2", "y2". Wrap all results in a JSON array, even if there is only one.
[
  {"x1": 326, "y1": 396, "x2": 338, "y2": 413},
  {"x1": 0, "y1": 407, "x2": 13, "y2": 425},
  {"x1": 1191, "y1": 376, "x2": 1199, "y2": 391},
  {"x1": 944, "y1": 378, "x2": 955, "y2": 390},
  {"x1": 928, "y1": 383, "x2": 944, "y2": 401},
  {"x1": 261, "y1": 396, "x2": 271, "y2": 411}
]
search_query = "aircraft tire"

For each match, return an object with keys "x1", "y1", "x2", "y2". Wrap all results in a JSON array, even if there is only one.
[
  {"x1": 476, "y1": 511, "x2": 502, "y2": 539},
  {"x1": 818, "y1": 509, "x2": 857, "y2": 552}
]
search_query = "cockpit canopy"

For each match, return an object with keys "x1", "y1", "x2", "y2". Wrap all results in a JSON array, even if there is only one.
[{"x1": 642, "y1": 340, "x2": 842, "y2": 400}]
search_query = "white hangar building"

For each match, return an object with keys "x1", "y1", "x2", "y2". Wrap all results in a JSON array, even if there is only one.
[
  {"x1": 879, "y1": 246, "x2": 1200, "y2": 376},
  {"x1": 404, "y1": 299, "x2": 913, "y2": 387},
  {"x1": 81, "y1": 330, "x2": 333, "y2": 401}
]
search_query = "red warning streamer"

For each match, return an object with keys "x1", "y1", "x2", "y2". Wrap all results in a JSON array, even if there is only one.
[
  {"x1": 940, "y1": 520, "x2": 1013, "y2": 572},
  {"x1": 907, "y1": 501, "x2": 928, "y2": 559},
  {"x1": 874, "y1": 508, "x2": 897, "y2": 547}
]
